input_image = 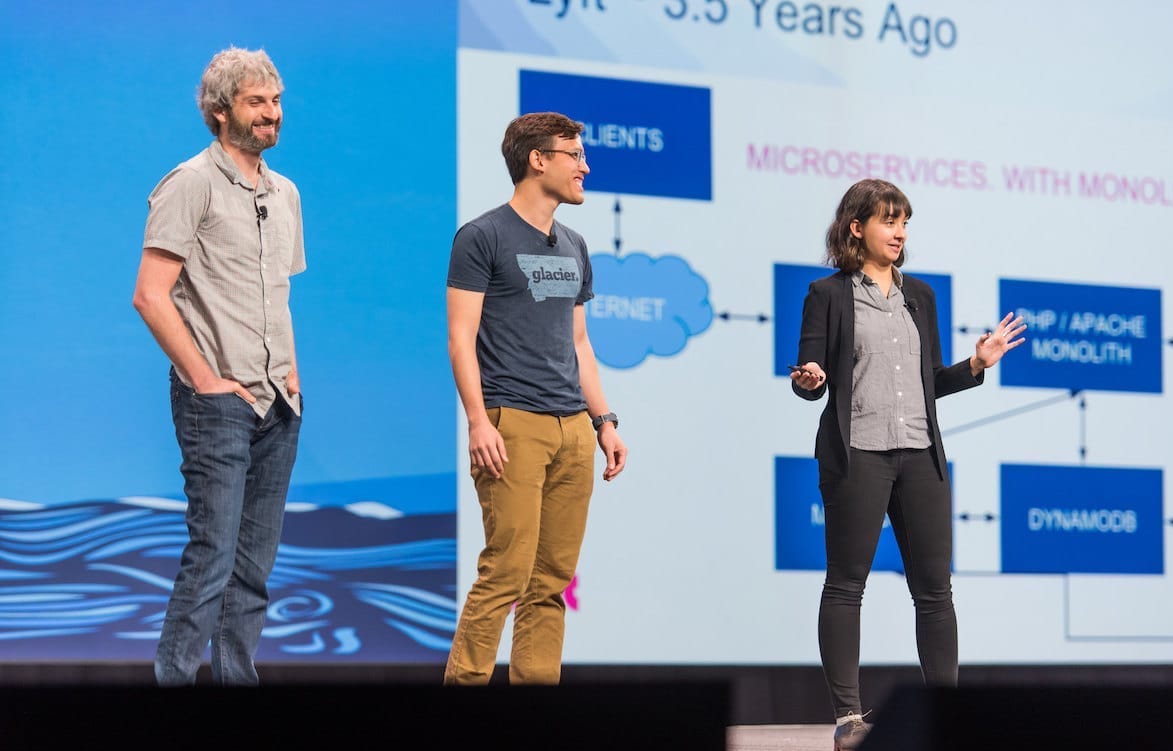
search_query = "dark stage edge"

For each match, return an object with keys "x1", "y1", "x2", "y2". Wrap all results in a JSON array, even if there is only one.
[
  {"x1": 1, "y1": 662, "x2": 1170, "y2": 726},
  {"x1": 0, "y1": 680, "x2": 730, "y2": 750},
  {"x1": 862, "y1": 683, "x2": 1173, "y2": 750}
]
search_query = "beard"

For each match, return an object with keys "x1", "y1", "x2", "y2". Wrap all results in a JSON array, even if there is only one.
[{"x1": 225, "y1": 111, "x2": 280, "y2": 154}]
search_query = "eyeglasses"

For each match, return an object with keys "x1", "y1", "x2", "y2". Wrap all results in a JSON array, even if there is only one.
[{"x1": 539, "y1": 148, "x2": 587, "y2": 164}]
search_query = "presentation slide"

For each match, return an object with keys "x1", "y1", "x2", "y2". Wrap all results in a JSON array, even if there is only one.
[{"x1": 456, "y1": 0, "x2": 1173, "y2": 665}]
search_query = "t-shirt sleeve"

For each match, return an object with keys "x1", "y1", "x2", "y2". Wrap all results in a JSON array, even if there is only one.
[
  {"x1": 575, "y1": 233, "x2": 594, "y2": 305},
  {"x1": 447, "y1": 222, "x2": 493, "y2": 293},
  {"x1": 142, "y1": 166, "x2": 210, "y2": 261}
]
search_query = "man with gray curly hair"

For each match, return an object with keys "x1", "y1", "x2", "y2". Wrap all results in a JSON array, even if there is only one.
[{"x1": 133, "y1": 46, "x2": 305, "y2": 686}]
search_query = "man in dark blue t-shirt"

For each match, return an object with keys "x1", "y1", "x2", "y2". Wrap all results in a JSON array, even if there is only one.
[{"x1": 444, "y1": 111, "x2": 627, "y2": 685}]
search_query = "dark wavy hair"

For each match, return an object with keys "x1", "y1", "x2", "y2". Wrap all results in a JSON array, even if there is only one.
[
  {"x1": 824, "y1": 179, "x2": 912, "y2": 271},
  {"x1": 501, "y1": 112, "x2": 584, "y2": 185}
]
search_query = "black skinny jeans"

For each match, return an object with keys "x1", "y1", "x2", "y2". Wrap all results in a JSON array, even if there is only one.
[{"x1": 818, "y1": 446, "x2": 958, "y2": 718}]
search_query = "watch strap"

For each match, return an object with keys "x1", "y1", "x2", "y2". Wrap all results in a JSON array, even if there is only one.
[{"x1": 591, "y1": 412, "x2": 618, "y2": 430}]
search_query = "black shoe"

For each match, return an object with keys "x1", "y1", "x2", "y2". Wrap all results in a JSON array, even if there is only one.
[{"x1": 832, "y1": 715, "x2": 872, "y2": 750}]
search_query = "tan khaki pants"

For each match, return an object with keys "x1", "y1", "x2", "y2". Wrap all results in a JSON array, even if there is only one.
[{"x1": 444, "y1": 407, "x2": 595, "y2": 685}]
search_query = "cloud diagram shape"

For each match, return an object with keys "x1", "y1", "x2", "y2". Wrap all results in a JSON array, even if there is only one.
[{"x1": 586, "y1": 252, "x2": 713, "y2": 369}]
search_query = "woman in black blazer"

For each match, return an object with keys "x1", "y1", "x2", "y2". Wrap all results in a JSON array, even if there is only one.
[{"x1": 791, "y1": 179, "x2": 1025, "y2": 751}]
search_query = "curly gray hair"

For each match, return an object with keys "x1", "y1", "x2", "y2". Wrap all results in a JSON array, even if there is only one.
[{"x1": 196, "y1": 47, "x2": 284, "y2": 136}]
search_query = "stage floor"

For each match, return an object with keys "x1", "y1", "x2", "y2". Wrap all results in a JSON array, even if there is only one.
[{"x1": 727, "y1": 724, "x2": 835, "y2": 751}]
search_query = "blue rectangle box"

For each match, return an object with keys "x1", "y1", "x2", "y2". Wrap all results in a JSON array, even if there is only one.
[
  {"x1": 519, "y1": 70, "x2": 712, "y2": 200},
  {"x1": 1001, "y1": 464, "x2": 1164, "y2": 574},
  {"x1": 1000, "y1": 279, "x2": 1162, "y2": 393},
  {"x1": 775, "y1": 456, "x2": 907, "y2": 572}
]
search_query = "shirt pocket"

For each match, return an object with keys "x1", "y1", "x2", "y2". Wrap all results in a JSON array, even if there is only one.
[
  {"x1": 260, "y1": 210, "x2": 297, "y2": 271},
  {"x1": 903, "y1": 314, "x2": 922, "y2": 357}
]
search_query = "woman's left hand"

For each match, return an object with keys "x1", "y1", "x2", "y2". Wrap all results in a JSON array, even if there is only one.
[{"x1": 972, "y1": 312, "x2": 1028, "y2": 371}]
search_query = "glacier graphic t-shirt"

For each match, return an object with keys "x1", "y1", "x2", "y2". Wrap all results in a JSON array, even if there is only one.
[{"x1": 447, "y1": 203, "x2": 594, "y2": 415}]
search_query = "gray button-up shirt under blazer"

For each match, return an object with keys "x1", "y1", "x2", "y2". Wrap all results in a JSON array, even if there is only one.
[
  {"x1": 849, "y1": 269, "x2": 930, "y2": 451},
  {"x1": 143, "y1": 140, "x2": 306, "y2": 418}
]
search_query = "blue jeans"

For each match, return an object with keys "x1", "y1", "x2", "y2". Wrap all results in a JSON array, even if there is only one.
[{"x1": 155, "y1": 370, "x2": 301, "y2": 686}]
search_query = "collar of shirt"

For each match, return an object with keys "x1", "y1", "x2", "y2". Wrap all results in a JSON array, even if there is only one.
[
  {"x1": 208, "y1": 140, "x2": 272, "y2": 196},
  {"x1": 851, "y1": 267, "x2": 904, "y2": 290}
]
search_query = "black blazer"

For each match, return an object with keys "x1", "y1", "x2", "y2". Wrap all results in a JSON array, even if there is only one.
[{"x1": 792, "y1": 270, "x2": 982, "y2": 480}]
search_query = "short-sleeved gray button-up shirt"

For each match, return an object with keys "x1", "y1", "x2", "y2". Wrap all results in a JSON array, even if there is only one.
[{"x1": 143, "y1": 140, "x2": 306, "y2": 418}]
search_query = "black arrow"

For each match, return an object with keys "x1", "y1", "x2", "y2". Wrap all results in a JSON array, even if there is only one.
[
  {"x1": 613, "y1": 197, "x2": 622, "y2": 255},
  {"x1": 955, "y1": 325, "x2": 994, "y2": 335},
  {"x1": 956, "y1": 512, "x2": 998, "y2": 522},
  {"x1": 1078, "y1": 393, "x2": 1087, "y2": 464},
  {"x1": 717, "y1": 311, "x2": 770, "y2": 323}
]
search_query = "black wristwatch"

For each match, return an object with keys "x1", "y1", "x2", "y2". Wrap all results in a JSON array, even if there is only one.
[{"x1": 591, "y1": 412, "x2": 619, "y2": 430}]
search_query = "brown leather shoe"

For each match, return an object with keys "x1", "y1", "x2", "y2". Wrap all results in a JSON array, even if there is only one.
[{"x1": 832, "y1": 715, "x2": 872, "y2": 750}]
